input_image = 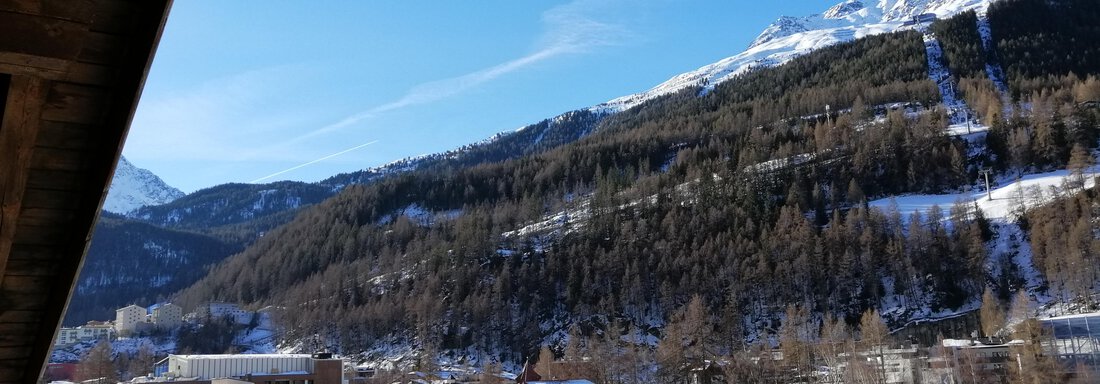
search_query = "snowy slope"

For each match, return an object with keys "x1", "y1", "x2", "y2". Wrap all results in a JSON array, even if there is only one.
[
  {"x1": 593, "y1": 0, "x2": 996, "y2": 112},
  {"x1": 103, "y1": 156, "x2": 185, "y2": 214},
  {"x1": 868, "y1": 167, "x2": 1100, "y2": 222}
]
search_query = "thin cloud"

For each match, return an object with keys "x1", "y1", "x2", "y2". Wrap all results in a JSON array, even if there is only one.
[
  {"x1": 127, "y1": 65, "x2": 324, "y2": 163},
  {"x1": 250, "y1": 140, "x2": 379, "y2": 183},
  {"x1": 290, "y1": 0, "x2": 634, "y2": 143}
]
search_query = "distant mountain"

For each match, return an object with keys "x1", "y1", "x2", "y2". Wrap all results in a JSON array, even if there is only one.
[
  {"x1": 129, "y1": 181, "x2": 334, "y2": 230},
  {"x1": 322, "y1": 109, "x2": 607, "y2": 188},
  {"x1": 593, "y1": 0, "x2": 994, "y2": 112},
  {"x1": 64, "y1": 214, "x2": 241, "y2": 326},
  {"x1": 103, "y1": 156, "x2": 185, "y2": 214},
  {"x1": 66, "y1": 105, "x2": 610, "y2": 326},
  {"x1": 169, "y1": 0, "x2": 1100, "y2": 370}
]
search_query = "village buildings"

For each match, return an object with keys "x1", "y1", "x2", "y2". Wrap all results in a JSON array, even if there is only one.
[
  {"x1": 53, "y1": 322, "x2": 114, "y2": 346},
  {"x1": 57, "y1": 301, "x2": 251, "y2": 346},
  {"x1": 152, "y1": 303, "x2": 184, "y2": 330}
]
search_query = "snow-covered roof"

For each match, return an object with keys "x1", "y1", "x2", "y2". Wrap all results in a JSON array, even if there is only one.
[
  {"x1": 1041, "y1": 311, "x2": 1100, "y2": 321},
  {"x1": 171, "y1": 354, "x2": 312, "y2": 360},
  {"x1": 941, "y1": 339, "x2": 973, "y2": 347}
]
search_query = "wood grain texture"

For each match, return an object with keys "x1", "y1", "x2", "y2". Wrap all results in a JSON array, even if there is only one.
[
  {"x1": 25, "y1": 169, "x2": 88, "y2": 191},
  {"x1": 0, "y1": 0, "x2": 96, "y2": 23},
  {"x1": 0, "y1": 52, "x2": 114, "y2": 85},
  {"x1": 0, "y1": 76, "x2": 47, "y2": 288},
  {"x1": 0, "y1": 1, "x2": 175, "y2": 382},
  {"x1": 0, "y1": 11, "x2": 88, "y2": 60},
  {"x1": 41, "y1": 82, "x2": 111, "y2": 124}
]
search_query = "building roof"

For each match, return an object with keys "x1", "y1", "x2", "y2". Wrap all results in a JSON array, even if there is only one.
[
  {"x1": 118, "y1": 304, "x2": 146, "y2": 312},
  {"x1": 0, "y1": 1, "x2": 172, "y2": 382},
  {"x1": 170, "y1": 354, "x2": 314, "y2": 360}
]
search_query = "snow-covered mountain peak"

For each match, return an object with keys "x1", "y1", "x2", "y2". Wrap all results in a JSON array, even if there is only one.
[
  {"x1": 825, "y1": 1, "x2": 868, "y2": 19},
  {"x1": 593, "y1": 0, "x2": 996, "y2": 113},
  {"x1": 103, "y1": 156, "x2": 185, "y2": 214},
  {"x1": 748, "y1": 16, "x2": 812, "y2": 49},
  {"x1": 878, "y1": 0, "x2": 996, "y2": 21}
]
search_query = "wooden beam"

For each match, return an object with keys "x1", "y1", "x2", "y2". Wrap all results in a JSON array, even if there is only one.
[
  {"x1": 6, "y1": 245, "x2": 59, "y2": 263},
  {"x1": 0, "y1": 0, "x2": 96, "y2": 24},
  {"x1": 34, "y1": 121, "x2": 100, "y2": 151},
  {"x1": 25, "y1": 2, "x2": 174, "y2": 382},
  {"x1": 0, "y1": 311, "x2": 41, "y2": 324},
  {"x1": 0, "y1": 11, "x2": 88, "y2": 61},
  {"x1": 18, "y1": 188, "x2": 81, "y2": 211},
  {"x1": 25, "y1": 169, "x2": 87, "y2": 191},
  {"x1": 41, "y1": 82, "x2": 111, "y2": 124},
  {"x1": 0, "y1": 323, "x2": 37, "y2": 347},
  {"x1": 0, "y1": 276, "x2": 52, "y2": 295},
  {"x1": 31, "y1": 147, "x2": 93, "y2": 172},
  {"x1": 11, "y1": 223, "x2": 67, "y2": 246},
  {"x1": 0, "y1": 76, "x2": 48, "y2": 287},
  {"x1": 0, "y1": 52, "x2": 114, "y2": 86},
  {"x1": 3, "y1": 258, "x2": 59, "y2": 276},
  {"x1": 76, "y1": 32, "x2": 126, "y2": 66},
  {"x1": 0, "y1": 359, "x2": 29, "y2": 384}
]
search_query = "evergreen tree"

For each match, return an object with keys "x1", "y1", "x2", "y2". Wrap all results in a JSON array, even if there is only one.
[
  {"x1": 75, "y1": 340, "x2": 119, "y2": 383},
  {"x1": 980, "y1": 286, "x2": 1006, "y2": 338}
]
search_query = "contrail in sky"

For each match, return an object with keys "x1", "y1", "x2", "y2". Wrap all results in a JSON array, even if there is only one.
[{"x1": 251, "y1": 140, "x2": 379, "y2": 183}]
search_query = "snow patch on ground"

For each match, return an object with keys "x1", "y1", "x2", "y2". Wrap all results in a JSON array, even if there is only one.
[
  {"x1": 869, "y1": 167, "x2": 1099, "y2": 222},
  {"x1": 946, "y1": 121, "x2": 989, "y2": 138},
  {"x1": 923, "y1": 34, "x2": 973, "y2": 123},
  {"x1": 744, "y1": 152, "x2": 819, "y2": 173},
  {"x1": 377, "y1": 204, "x2": 464, "y2": 227},
  {"x1": 975, "y1": 12, "x2": 1011, "y2": 97}
]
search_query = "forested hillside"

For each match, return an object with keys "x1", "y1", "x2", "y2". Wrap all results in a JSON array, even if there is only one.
[
  {"x1": 169, "y1": 0, "x2": 1100, "y2": 375},
  {"x1": 65, "y1": 214, "x2": 241, "y2": 325},
  {"x1": 67, "y1": 103, "x2": 609, "y2": 325}
]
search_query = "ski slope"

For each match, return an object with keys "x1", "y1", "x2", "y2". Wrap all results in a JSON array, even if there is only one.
[{"x1": 869, "y1": 168, "x2": 1099, "y2": 221}]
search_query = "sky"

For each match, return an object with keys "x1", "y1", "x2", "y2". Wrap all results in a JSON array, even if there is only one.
[{"x1": 123, "y1": 1, "x2": 828, "y2": 193}]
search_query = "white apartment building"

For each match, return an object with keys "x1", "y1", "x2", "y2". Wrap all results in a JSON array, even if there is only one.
[
  {"x1": 152, "y1": 303, "x2": 183, "y2": 329},
  {"x1": 54, "y1": 322, "x2": 114, "y2": 346},
  {"x1": 115, "y1": 304, "x2": 148, "y2": 334},
  {"x1": 192, "y1": 302, "x2": 252, "y2": 324}
]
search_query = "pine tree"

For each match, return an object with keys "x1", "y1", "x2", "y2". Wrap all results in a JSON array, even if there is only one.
[
  {"x1": 126, "y1": 344, "x2": 158, "y2": 379},
  {"x1": 980, "y1": 286, "x2": 1006, "y2": 338},
  {"x1": 1067, "y1": 144, "x2": 1095, "y2": 190},
  {"x1": 75, "y1": 340, "x2": 119, "y2": 383},
  {"x1": 481, "y1": 360, "x2": 502, "y2": 384},
  {"x1": 536, "y1": 345, "x2": 555, "y2": 380},
  {"x1": 779, "y1": 304, "x2": 813, "y2": 375},
  {"x1": 859, "y1": 309, "x2": 889, "y2": 384},
  {"x1": 1007, "y1": 289, "x2": 1032, "y2": 330},
  {"x1": 564, "y1": 324, "x2": 583, "y2": 362},
  {"x1": 847, "y1": 179, "x2": 866, "y2": 205},
  {"x1": 815, "y1": 313, "x2": 850, "y2": 382}
]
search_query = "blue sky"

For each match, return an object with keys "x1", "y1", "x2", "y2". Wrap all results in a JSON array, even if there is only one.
[{"x1": 124, "y1": 0, "x2": 827, "y2": 193}]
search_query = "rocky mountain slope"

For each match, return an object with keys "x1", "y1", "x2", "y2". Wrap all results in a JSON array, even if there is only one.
[
  {"x1": 103, "y1": 156, "x2": 185, "y2": 214},
  {"x1": 594, "y1": 0, "x2": 994, "y2": 112}
]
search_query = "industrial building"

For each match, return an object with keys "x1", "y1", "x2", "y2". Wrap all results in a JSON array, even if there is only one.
[
  {"x1": 1042, "y1": 312, "x2": 1100, "y2": 371},
  {"x1": 149, "y1": 353, "x2": 342, "y2": 384}
]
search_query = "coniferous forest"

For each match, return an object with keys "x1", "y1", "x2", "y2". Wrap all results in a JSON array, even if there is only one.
[{"x1": 149, "y1": 0, "x2": 1100, "y2": 380}]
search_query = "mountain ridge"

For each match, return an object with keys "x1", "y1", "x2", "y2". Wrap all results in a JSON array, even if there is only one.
[
  {"x1": 592, "y1": 0, "x2": 995, "y2": 113},
  {"x1": 103, "y1": 156, "x2": 185, "y2": 214}
]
